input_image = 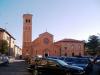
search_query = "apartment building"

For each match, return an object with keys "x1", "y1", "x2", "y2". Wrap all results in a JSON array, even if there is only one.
[
  {"x1": 0, "y1": 28, "x2": 15, "y2": 56},
  {"x1": 14, "y1": 45, "x2": 22, "y2": 58}
]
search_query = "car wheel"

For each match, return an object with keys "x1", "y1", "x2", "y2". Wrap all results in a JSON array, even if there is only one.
[
  {"x1": 65, "y1": 72, "x2": 72, "y2": 75},
  {"x1": 33, "y1": 69, "x2": 38, "y2": 75}
]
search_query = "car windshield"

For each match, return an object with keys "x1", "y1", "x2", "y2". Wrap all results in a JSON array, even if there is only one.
[
  {"x1": 65, "y1": 58, "x2": 75, "y2": 62},
  {"x1": 59, "y1": 57, "x2": 65, "y2": 60},
  {"x1": 56, "y1": 59, "x2": 68, "y2": 66},
  {"x1": 74, "y1": 58, "x2": 89, "y2": 64}
]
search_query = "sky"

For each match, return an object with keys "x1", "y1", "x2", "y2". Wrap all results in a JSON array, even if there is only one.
[{"x1": 0, "y1": 0, "x2": 100, "y2": 48}]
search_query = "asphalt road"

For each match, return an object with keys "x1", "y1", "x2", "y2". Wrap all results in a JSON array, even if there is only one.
[
  {"x1": 0, "y1": 60, "x2": 31, "y2": 75},
  {"x1": 89, "y1": 64, "x2": 100, "y2": 75}
]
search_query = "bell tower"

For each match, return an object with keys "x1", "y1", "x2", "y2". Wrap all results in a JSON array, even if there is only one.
[{"x1": 22, "y1": 14, "x2": 32, "y2": 57}]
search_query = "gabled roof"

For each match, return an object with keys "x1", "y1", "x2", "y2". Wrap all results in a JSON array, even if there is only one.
[
  {"x1": 31, "y1": 32, "x2": 53, "y2": 45},
  {"x1": 32, "y1": 37, "x2": 39, "y2": 44},
  {"x1": 39, "y1": 32, "x2": 53, "y2": 37},
  {"x1": 0, "y1": 28, "x2": 15, "y2": 40}
]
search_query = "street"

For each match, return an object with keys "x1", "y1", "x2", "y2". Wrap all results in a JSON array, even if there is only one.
[
  {"x1": 89, "y1": 64, "x2": 100, "y2": 75},
  {"x1": 0, "y1": 60, "x2": 31, "y2": 75}
]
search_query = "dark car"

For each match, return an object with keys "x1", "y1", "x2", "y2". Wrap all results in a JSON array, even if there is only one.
[
  {"x1": 94, "y1": 56, "x2": 100, "y2": 65},
  {"x1": 64, "y1": 57, "x2": 93, "y2": 74},
  {"x1": 58, "y1": 56, "x2": 66, "y2": 60},
  {"x1": 71, "y1": 58, "x2": 93, "y2": 73},
  {"x1": 80, "y1": 56, "x2": 94, "y2": 63},
  {"x1": 64, "y1": 57, "x2": 77, "y2": 65},
  {"x1": 28, "y1": 58, "x2": 85, "y2": 75}
]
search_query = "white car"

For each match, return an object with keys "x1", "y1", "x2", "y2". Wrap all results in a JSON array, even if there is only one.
[{"x1": 0, "y1": 55, "x2": 9, "y2": 65}]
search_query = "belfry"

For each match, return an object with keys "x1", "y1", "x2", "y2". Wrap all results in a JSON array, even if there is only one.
[{"x1": 22, "y1": 14, "x2": 32, "y2": 58}]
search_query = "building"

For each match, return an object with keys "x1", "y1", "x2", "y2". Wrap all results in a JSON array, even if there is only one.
[
  {"x1": 22, "y1": 14, "x2": 85, "y2": 58},
  {"x1": 0, "y1": 28, "x2": 15, "y2": 56},
  {"x1": 22, "y1": 14, "x2": 32, "y2": 58},
  {"x1": 14, "y1": 45, "x2": 22, "y2": 58},
  {"x1": 29, "y1": 32, "x2": 60, "y2": 57},
  {"x1": 54, "y1": 39, "x2": 84, "y2": 56}
]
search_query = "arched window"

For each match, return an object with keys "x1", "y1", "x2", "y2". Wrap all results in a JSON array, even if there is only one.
[
  {"x1": 71, "y1": 44, "x2": 74, "y2": 49},
  {"x1": 64, "y1": 47, "x2": 67, "y2": 50},
  {"x1": 79, "y1": 45, "x2": 81, "y2": 50},
  {"x1": 26, "y1": 19, "x2": 31, "y2": 23},
  {"x1": 43, "y1": 38, "x2": 49, "y2": 44},
  {"x1": 26, "y1": 19, "x2": 28, "y2": 23},
  {"x1": 28, "y1": 20, "x2": 30, "y2": 23},
  {"x1": 79, "y1": 52, "x2": 81, "y2": 56}
]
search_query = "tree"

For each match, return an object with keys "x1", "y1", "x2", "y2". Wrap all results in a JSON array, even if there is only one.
[
  {"x1": 0, "y1": 40, "x2": 8, "y2": 54},
  {"x1": 86, "y1": 35, "x2": 100, "y2": 55}
]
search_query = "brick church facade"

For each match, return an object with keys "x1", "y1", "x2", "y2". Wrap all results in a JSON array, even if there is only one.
[{"x1": 22, "y1": 14, "x2": 85, "y2": 58}]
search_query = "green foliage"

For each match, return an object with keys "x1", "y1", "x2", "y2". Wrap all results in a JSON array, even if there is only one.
[
  {"x1": 0, "y1": 40, "x2": 8, "y2": 54},
  {"x1": 86, "y1": 35, "x2": 100, "y2": 55},
  {"x1": 87, "y1": 35, "x2": 99, "y2": 50}
]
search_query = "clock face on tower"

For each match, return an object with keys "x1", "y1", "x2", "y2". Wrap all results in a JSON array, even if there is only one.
[{"x1": 43, "y1": 38, "x2": 49, "y2": 44}]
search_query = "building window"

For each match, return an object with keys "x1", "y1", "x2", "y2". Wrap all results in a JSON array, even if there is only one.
[
  {"x1": 72, "y1": 52, "x2": 74, "y2": 56},
  {"x1": 35, "y1": 50, "x2": 37, "y2": 55},
  {"x1": 64, "y1": 47, "x2": 67, "y2": 50},
  {"x1": 79, "y1": 45, "x2": 81, "y2": 49},
  {"x1": 26, "y1": 19, "x2": 28, "y2": 23},
  {"x1": 26, "y1": 19, "x2": 31, "y2": 23},
  {"x1": 71, "y1": 45, "x2": 74, "y2": 49},
  {"x1": 55, "y1": 50, "x2": 56, "y2": 54},
  {"x1": 13, "y1": 41, "x2": 14, "y2": 44},
  {"x1": 64, "y1": 53, "x2": 67, "y2": 56},
  {"x1": 79, "y1": 52, "x2": 81, "y2": 56},
  {"x1": 43, "y1": 38, "x2": 49, "y2": 44},
  {"x1": 7, "y1": 36, "x2": 10, "y2": 41},
  {"x1": 28, "y1": 20, "x2": 30, "y2": 23}
]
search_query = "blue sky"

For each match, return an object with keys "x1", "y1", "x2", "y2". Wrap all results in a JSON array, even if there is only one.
[{"x1": 0, "y1": 0, "x2": 100, "y2": 47}]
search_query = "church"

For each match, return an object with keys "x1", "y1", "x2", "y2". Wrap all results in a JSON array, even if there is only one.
[{"x1": 22, "y1": 14, "x2": 84, "y2": 58}]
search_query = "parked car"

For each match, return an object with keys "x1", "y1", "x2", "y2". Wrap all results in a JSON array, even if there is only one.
[
  {"x1": 64, "y1": 57, "x2": 77, "y2": 65},
  {"x1": 0, "y1": 55, "x2": 9, "y2": 65},
  {"x1": 27, "y1": 58, "x2": 85, "y2": 75},
  {"x1": 58, "y1": 56, "x2": 66, "y2": 60},
  {"x1": 81, "y1": 56, "x2": 94, "y2": 63},
  {"x1": 30, "y1": 55, "x2": 43, "y2": 65},
  {"x1": 64, "y1": 57, "x2": 93, "y2": 74},
  {"x1": 94, "y1": 56, "x2": 100, "y2": 65},
  {"x1": 72, "y1": 58, "x2": 93, "y2": 73}
]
